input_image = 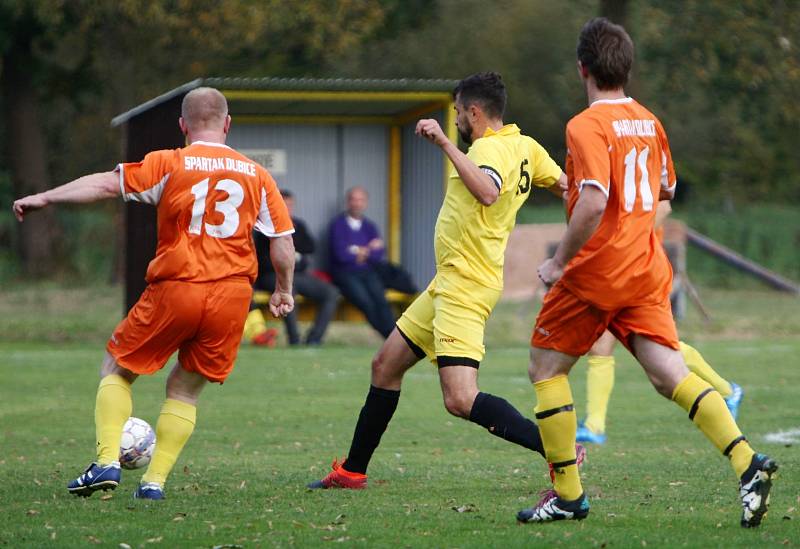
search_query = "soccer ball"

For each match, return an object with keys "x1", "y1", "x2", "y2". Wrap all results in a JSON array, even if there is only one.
[{"x1": 119, "y1": 417, "x2": 156, "y2": 470}]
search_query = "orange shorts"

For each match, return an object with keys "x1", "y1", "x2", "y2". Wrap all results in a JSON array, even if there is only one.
[
  {"x1": 531, "y1": 282, "x2": 679, "y2": 356},
  {"x1": 107, "y1": 279, "x2": 252, "y2": 383}
]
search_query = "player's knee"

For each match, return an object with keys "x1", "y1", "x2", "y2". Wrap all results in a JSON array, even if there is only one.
[
  {"x1": 370, "y1": 351, "x2": 385, "y2": 378},
  {"x1": 647, "y1": 371, "x2": 679, "y2": 399},
  {"x1": 650, "y1": 378, "x2": 674, "y2": 399},
  {"x1": 165, "y1": 363, "x2": 206, "y2": 404},
  {"x1": 442, "y1": 391, "x2": 472, "y2": 418},
  {"x1": 370, "y1": 349, "x2": 397, "y2": 385},
  {"x1": 100, "y1": 353, "x2": 137, "y2": 383}
]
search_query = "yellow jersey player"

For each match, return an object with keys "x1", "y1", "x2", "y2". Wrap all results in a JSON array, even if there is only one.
[{"x1": 308, "y1": 72, "x2": 575, "y2": 490}]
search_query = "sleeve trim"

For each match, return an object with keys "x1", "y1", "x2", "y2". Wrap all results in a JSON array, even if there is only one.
[
  {"x1": 259, "y1": 228, "x2": 296, "y2": 238},
  {"x1": 578, "y1": 179, "x2": 609, "y2": 198},
  {"x1": 479, "y1": 165, "x2": 503, "y2": 190},
  {"x1": 116, "y1": 164, "x2": 128, "y2": 202},
  {"x1": 124, "y1": 173, "x2": 170, "y2": 205}
]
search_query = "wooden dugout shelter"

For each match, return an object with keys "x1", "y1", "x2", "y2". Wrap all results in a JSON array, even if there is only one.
[{"x1": 112, "y1": 77, "x2": 459, "y2": 311}]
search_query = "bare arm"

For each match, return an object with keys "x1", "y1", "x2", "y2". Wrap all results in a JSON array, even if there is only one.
[
  {"x1": 654, "y1": 200, "x2": 672, "y2": 230},
  {"x1": 267, "y1": 234, "x2": 295, "y2": 317},
  {"x1": 416, "y1": 119, "x2": 498, "y2": 206},
  {"x1": 12, "y1": 171, "x2": 120, "y2": 222},
  {"x1": 538, "y1": 185, "x2": 607, "y2": 286}
]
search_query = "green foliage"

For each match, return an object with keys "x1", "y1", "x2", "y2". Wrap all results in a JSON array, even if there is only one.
[
  {"x1": 2, "y1": 0, "x2": 798, "y2": 280},
  {"x1": 332, "y1": 0, "x2": 800, "y2": 204},
  {"x1": 678, "y1": 205, "x2": 800, "y2": 288},
  {"x1": 636, "y1": 1, "x2": 800, "y2": 203}
]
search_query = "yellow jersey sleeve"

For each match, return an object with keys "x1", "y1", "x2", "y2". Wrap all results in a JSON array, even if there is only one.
[
  {"x1": 529, "y1": 139, "x2": 562, "y2": 188},
  {"x1": 463, "y1": 138, "x2": 510, "y2": 193}
]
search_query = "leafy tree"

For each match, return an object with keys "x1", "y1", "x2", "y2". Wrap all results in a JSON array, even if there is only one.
[
  {"x1": 0, "y1": 0, "x2": 393, "y2": 277},
  {"x1": 635, "y1": 0, "x2": 800, "y2": 203}
]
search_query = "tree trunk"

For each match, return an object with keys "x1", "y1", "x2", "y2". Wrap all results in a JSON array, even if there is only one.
[
  {"x1": 600, "y1": 0, "x2": 629, "y2": 27},
  {"x1": 2, "y1": 42, "x2": 61, "y2": 277},
  {"x1": 599, "y1": 0, "x2": 637, "y2": 96}
]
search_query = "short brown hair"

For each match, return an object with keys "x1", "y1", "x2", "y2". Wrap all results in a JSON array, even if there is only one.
[{"x1": 577, "y1": 18, "x2": 634, "y2": 90}]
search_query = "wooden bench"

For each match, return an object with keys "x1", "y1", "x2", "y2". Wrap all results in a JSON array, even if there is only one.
[{"x1": 252, "y1": 289, "x2": 417, "y2": 322}]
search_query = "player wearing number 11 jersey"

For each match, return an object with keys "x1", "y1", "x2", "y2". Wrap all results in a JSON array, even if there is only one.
[
  {"x1": 12, "y1": 87, "x2": 295, "y2": 500},
  {"x1": 518, "y1": 18, "x2": 775, "y2": 528}
]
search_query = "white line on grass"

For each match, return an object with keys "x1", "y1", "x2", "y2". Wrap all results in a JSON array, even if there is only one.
[{"x1": 763, "y1": 427, "x2": 800, "y2": 444}]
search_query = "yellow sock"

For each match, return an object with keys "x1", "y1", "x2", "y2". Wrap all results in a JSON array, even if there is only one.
[
  {"x1": 672, "y1": 373, "x2": 754, "y2": 477},
  {"x1": 534, "y1": 375, "x2": 582, "y2": 500},
  {"x1": 679, "y1": 342, "x2": 732, "y2": 397},
  {"x1": 243, "y1": 308, "x2": 267, "y2": 341},
  {"x1": 585, "y1": 355, "x2": 615, "y2": 434},
  {"x1": 95, "y1": 374, "x2": 133, "y2": 465},
  {"x1": 142, "y1": 399, "x2": 197, "y2": 486}
]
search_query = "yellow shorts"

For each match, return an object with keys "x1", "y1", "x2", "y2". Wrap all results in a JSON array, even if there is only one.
[{"x1": 396, "y1": 270, "x2": 501, "y2": 367}]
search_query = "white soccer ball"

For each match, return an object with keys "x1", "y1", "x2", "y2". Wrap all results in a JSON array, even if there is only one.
[{"x1": 119, "y1": 417, "x2": 156, "y2": 470}]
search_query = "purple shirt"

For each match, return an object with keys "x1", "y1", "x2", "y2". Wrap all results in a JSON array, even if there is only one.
[{"x1": 328, "y1": 213, "x2": 384, "y2": 274}]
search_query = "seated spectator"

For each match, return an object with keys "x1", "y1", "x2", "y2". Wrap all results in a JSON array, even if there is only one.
[
  {"x1": 253, "y1": 189, "x2": 340, "y2": 345},
  {"x1": 328, "y1": 186, "x2": 395, "y2": 338}
]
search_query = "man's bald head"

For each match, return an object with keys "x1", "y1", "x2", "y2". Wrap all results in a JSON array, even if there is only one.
[{"x1": 181, "y1": 87, "x2": 229, "y2": 132}]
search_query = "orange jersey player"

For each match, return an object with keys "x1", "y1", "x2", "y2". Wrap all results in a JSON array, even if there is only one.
[
  {"x1": 560, "y1": 97, "x2": 676, "y2": 315},
  {"x1": 12, "y1": 86, "x2": 296, "y2": 500},
  {"x1": 517, "y1": 18, "x2": 775, "y2": 528}
]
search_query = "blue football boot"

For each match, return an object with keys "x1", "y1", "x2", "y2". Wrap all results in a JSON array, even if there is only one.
[
  {"x1": 134, "y1": 482, "x2": 165, "y2": 500},
  {"x1": 575, "y1": 421, "x2": 606, "y2": 445},
  {"x1": 67, "y1": 461, "x2": 121, "y2": 497},
  {"x1": 725, "y1": 382, "x2": 744, "y2": 420}
]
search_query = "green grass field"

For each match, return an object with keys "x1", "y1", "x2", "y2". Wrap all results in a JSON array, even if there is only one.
[{"x1": 1, "y1": 286, "x2": 798, "y2": 547}]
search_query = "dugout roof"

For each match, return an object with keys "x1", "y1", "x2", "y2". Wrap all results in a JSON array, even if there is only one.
[{"x1": 112, "y1": 77, "x2": 459, "y2": 126}]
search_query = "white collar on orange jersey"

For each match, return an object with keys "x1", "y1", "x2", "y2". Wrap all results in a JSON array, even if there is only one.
[
  {"x1": 190, "y1": 140, "x2": 232, "y2": 149},
  {"x1": 590, "y1": 97, "x2": 633, "y2": 108}
]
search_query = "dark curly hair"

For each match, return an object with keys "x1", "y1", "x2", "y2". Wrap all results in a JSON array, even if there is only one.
[{"x1": 453, "y1": 72, "x2": 507, "y2": 119}]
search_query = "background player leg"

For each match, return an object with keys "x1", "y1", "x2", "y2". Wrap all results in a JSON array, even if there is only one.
[
  {"x1": 579, "y1": 330, "x2": 616, "y2": 443},
  {"x1": 438, "y1": 364, "x2": 545, "y2": 457},
  {"x1": 632, "y1": 335, "x2": 776, "y2": 527},
  {"x1": 137, "y1": 362, "x2": 205, "y2": 499},
  {"x1": 679, "y1": 341, "x2": 743, "y2": 419},
  {"x1": 309, "y1": 328, "x2": 419, "y2": 488}
]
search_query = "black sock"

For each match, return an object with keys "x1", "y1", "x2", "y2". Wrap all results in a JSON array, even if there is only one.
[
  {"x1": 468, "y1": 392, "x2": 545, "y2": 457},
  {"x1": 343, "y1": 385, "x2": 401, "y2": 474}
]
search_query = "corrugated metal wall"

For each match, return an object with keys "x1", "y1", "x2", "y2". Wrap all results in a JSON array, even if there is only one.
[
  {"x1": 400, "y1": 112, "x2": 445, "y2": 287},
  {"x1": 227, "y1": 124, "x2": 388, "y2": 271}
]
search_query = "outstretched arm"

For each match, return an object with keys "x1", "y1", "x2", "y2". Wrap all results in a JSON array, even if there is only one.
[
  {"x1": 12, "y1": 171, "x2": 120, "y2": 222},
  {"x1": 416, "y1": 118, "x2": 499, "y2": 206},
  {"x1": 268, "y1": 234, "x2": 295, "y2": 317}
]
